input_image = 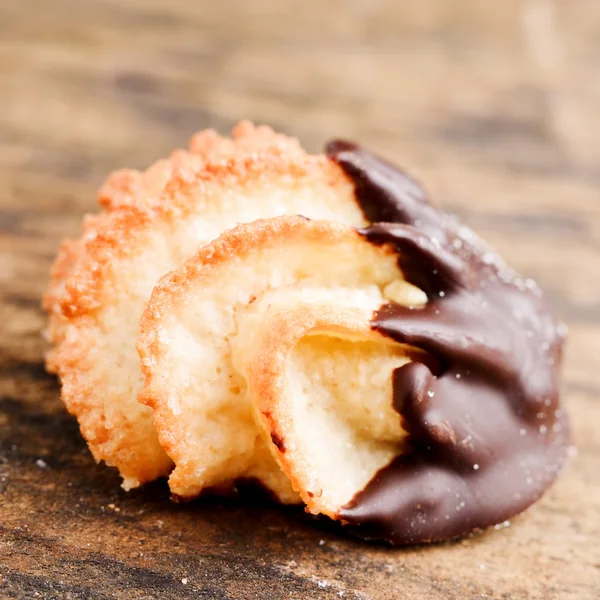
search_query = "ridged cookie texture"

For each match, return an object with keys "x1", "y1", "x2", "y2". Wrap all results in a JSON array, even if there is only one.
[
  {"x1": 44, "y1": 123, "x2": 368, "y2": 490},
  {"x1": 45, "y1": 123, "x2": 567, "y2": 544},
  {"x1": 138, "y1": 216, "x2": 426, "y2": 504}
]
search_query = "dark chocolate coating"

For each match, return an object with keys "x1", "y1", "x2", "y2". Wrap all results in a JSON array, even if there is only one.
[{"x1": 326, "y1": 141, "x2": 569, "y2": 544}]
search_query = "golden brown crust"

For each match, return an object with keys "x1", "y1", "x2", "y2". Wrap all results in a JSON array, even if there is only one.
[
  {"x1": 43, "y1": 158, "x2": 173, "y2": 371},
  {"x1": 46, "y1": 123, "x2": 358, "y2": 489},
  {"x1": 43, "y1": 237, "x2": 83, "y2": 372},
  {"x1": 58, "y1": 125, "x2": 344, "y2": 321},
  {"x1": 98, "y1": 169, "x2": 144, "y2": 209},
  {"x1": 43, "y1": 122, "x2": 228, "y2": 354}
]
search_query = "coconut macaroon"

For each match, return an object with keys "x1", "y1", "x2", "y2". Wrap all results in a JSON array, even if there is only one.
[
  {"x1": 45, "y1": 126, "x2": 569, "y2": 543},
  {"x1": 138, "y1": 216, "x2": 426, "y2": 507},
  {"x1": 44, "y1": 123, "x2": 369, "y2": 490}
]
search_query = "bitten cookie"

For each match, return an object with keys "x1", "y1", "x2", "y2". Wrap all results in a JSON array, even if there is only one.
[{"x1": 45, "y1": 125, "x2": 569, "y2": 544}]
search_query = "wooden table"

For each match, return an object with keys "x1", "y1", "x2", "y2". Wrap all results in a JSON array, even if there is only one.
[{"x1": 1, "y1": 1, "x2": 599, "y2": 598}]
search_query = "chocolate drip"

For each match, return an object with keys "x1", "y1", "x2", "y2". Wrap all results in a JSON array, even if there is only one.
[{"x1": 327, "y1": 141, "x2": 569, "y2": 544}]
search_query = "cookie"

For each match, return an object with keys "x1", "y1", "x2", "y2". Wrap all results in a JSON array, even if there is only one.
[
  {"x1": 46, "y1": 126, "x2": 569, "y2": 544},
  {"x1": 45, "y1": 123, "x2": 366, "y2": 489}
]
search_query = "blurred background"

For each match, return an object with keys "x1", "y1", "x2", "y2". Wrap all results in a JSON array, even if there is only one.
[
  {"x1": 3, "y1": 0, "x2": 600, "y2": 369},
  {"x1": 2, "y1": 1, "x2": 599, "y2": 305},
  {"x1": 1, "y1": 1, "x2": 599, "y2": 598}
]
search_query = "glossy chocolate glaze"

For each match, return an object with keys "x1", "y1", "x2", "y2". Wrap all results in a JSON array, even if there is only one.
[{"x1": 327, "y1": 141, "x2": 569, "y2": 544}]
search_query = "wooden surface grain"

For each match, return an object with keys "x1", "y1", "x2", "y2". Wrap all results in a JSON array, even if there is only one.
[{"x1": 1, "y1": 1, "x2": 600, "y2": 598}]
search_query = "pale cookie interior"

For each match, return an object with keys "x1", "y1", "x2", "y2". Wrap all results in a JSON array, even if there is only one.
[
  {"x1": 139, "y1": 217, "x2": 425, "y2": 510},
  {"x1": 233, "y1": 288, "x2": 424, "y2": 516}
]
